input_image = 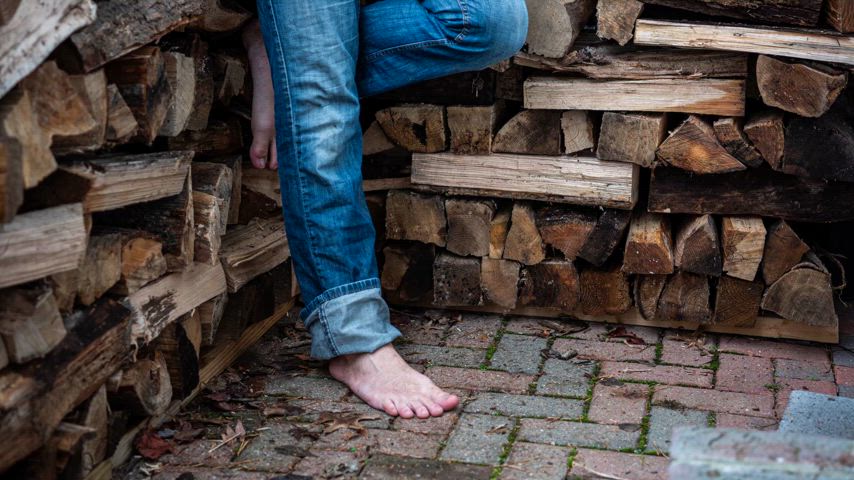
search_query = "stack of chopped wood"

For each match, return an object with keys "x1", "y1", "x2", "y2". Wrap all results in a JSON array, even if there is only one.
[{"x1": 0, "y1": 1, "x2": 296, "y2": 477}]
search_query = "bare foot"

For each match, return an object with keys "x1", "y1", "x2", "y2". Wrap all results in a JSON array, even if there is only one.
[
  {"x1": 329, "y1": 344, "x2": 460, "y2": 419},
  {"x1": 242, "y1": 20, "x2": 278, "y2": 170}
]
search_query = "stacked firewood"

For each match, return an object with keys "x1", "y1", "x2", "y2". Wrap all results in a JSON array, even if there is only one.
[{"x1": 0, "y1": 0, "x2": 296, "y2": 477}]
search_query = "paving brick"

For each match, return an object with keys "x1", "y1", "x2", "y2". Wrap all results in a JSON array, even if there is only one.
[
  {"x1": 445, "y1": 314, "x2": 503, "y2": 348},
  {"x1": 264, "y1": 374, "x2": 349, "y2": 400},
  {"x1": 660, "y1": 338, "x2": 714, "y2": 367},
  {"x1": 152, "y1": 467, "x2": 270, "y2": 480},
  {"x1": 360, "y1": 454, "x2": 493, "y2": 479},
  {"x1": 440, "y1": 413, "x2": 511, "y2": 464},
  {"x1": 159, "y1": 439, "x2": 235, "y2": 467},
  {"x1": 778, "y1": 391, "x2": 854, "y2": 439},
  {"x1": 427, "y1": 366, "x2": 534, "y2": 394},
  {"x1": 569, "y1": 323, "x2": 660, "y2": 344},
  {"x1": 393, "y1": 412, "x2": 459, "y2": 435},
  {"x1": 312, "y1": 427, "x2": 377, "y2": 453},
  {"x1": 368, "y1": 430, "x2": 443, "y2": 459},
  {"x1": 398, "y1": 343, "x2": 486, "y2": 368},
  {"x1": 391, "y1": 311, "x2": 449, "y2": 346},
  {"x1": 551, "y1": 338, "x2": 655, "y2": 362},
  {"x1": 653, "y1": 385, "x2": 774, "y2": 418},
  {"x1": 774, "y1": 357, "x2": 833, "y2": 382},
  {"x1": 464, "y1": 392, "x2": 584, "y2": 419},
  {"x1": 600, "y1": 361, "x2": 713, "y2": 388},
  {"x1": 718, "y1": 336, "x2": 829, "y2": 363},
  {"x1": 517, "y1": 419, "x2": 639, "y2": 450},
  {"x1": 775, "y1": 378, "x2": 838, "y2": 418},
  {"x1": 291, "y1": 450, "x2": 364, "y2": 478},
  {"x1": 716, "y1": 353, "x2": 774, "y2": 394},
  {"x1": 500, "y1": 442, "x2": 570, "y2": 480},
  {"x1": 289, "y1": 399, "x2": 392, "y2": 429},
  {"x1": 836, "y1": 365, "x2": 854, "y2": 386},
  {"x1": 647, "y1": 406, "x2": 708, "y2": 453},
  {"x1": 490, "y1": 334, "x2": 547, "y2": 374},
  {"x1": 536, "y1": 359, "x2": 596, "y2": 397},
  {"x1": 588, "y1": 381, "x2": 649, "y2": 425},
  {"x1": 715, "y1": 413, "x2": 778, "y2": 431},
  {"x1": 503, "y1": 317, "x2": 555, "y2": 336},
  {"x1": 833, "y1": 346, "x2": 854, "y2": 368},
  {"x1": 237, "y1": 421, "x2": 316, "y2": 473},
  {"x1": 570, "y1": 449, "x2": 669, "y2": 480}
]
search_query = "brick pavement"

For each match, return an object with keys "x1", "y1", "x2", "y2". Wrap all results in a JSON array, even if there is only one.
[{"x1": 136, "y1": 307, "x2": 851, "y2": 479}]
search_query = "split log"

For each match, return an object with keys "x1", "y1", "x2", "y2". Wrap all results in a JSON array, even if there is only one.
[
  {"x1": 622, "y1": 213, "x2": 674, "y2": 275},
  {"x1": 69, "y1": 0, "x2": 203, "y2": 72},
  {"x1": 48, "y1": 270, "x2": 79, "y2": 315},
  {"x1": 411, "y1": 153, "x2": 639, "y2": 209},
  {"x1": 445, "y1": 198, "x2": 496, "y2": 257},
  {"x1": 635, "y1": 275, "x2": 667, "y2": 321},
  {"x1": 524, "y1": 0, "x2": 596, "y2": 58},
  {"x1": 519, "y1": 260, "x2": 579, "y2": 312},
  {"x1": 648, "y1": 167, "x2": 854, "y2": 223},
  {"x1": 636, "y1": 0, "x2": 822, "y2": 27},
  {"x1": 127, "y1": 262, "x2": 226, "y2": 344},
  {"x1": 673, "y1": 215, "x2": 721, "y2": 277},
  {"x1": 155, "y1": 312, "x2": 200, "y2": 399},
  {"x1": 0, "y1": 285, "x2": 66, "y2": 364},
  {"x1": 596, "y1": 0, "x2": 643, "y2": 46},
  {"x1": 523, "y1": 77, "x2": 745, "y2": 116},
  {"x1": 489, "y1": 206, "x2": 512, "y2": 259},
  {"x1": 657, "y1": 272, "x2": 711, "y2": 324},
  {"x1": 577, "y1": 209, "x2": 632, "y2": 267},
  {"x1": 0, "y1": 89, "x2": 53, "y2": 190},
  {"x1": 762, "y1": 257, "x2": 837, "y2": 327},
  {"x1": 158, "y1": 51, "x2": 196, "y2": 137},
  {"x1": 579, "y1": 264, "x2": 632, "y2": 316},
  {"x1": 190, "y1": 0, "x2": 252, "y2": 32},
  {"x1": 721, "y1": 216, "x2": 767, "y2": 282},
  {"x1": 167, "y1": 118, "x2": 243, "y2": 158},
  {"x1": 162, "y1": 34, "x2": 214, "y2": 132},
  {"x1": 220, "y1": 216, "x2": 290, "y2": 292},
  {"x1": 657, "y1": 115, "x2": 745, "y2": 174},
  {"x1": 783, "y1": 90, "x2": 854, "y2": 182},
  {"x1": 446, "y1": 103, "x2": 505, "y2": 154},
  {"x1": 51, "y1": 69, "x2": 107, "y2": 154},
  {"x1": 212, "y1": 52, "x2": 246, "y2": 104},
  {"x1": 0, "y1": 204, "x2": 87, "y2": 289},
  {"x1": 756, "y1": 55, "x2": 847, "y2": 118},
  {"x1": 74, "y1": 385, "x2": 108, "y2": 479},
  {"x1": 375, "y1": 104, "x2": 446, "y2": 153},
  {"x1": 204, "y1": 156, "x2": 242, "y2": 224},
  {"x1": 191, "y1": 162, "x2": 233, "y2": 263},
  {"x1": 827, "y1": 0, "x2": 854, "y2": 33},
  {"x1": 761, "y1": 220, "x2": 809, "y2": 285},
  {"x1": 109, "y1": 352, "x2": 172, "y2": 417},
  {"x1": 105, "y1": 46, "x2": 172, "y2": 143},
  {"x1": 504, "y1": 202, "x2": 546, "y2": 266},
  {"x1": 561, "y1": 111, "x2": 595, "y2": 154},
  {"x1": 0, "y1": 0, "x2": 96, "y2": 98},
  {"x1": 112, "y1": 236, "x2": 167, "y2": 296},
  {"x1": 597, "y1": 112, "x2": 666, "y2": 167},
  {"x1": 433, "y1": 253, "x2": 482, "y2": 307},
  {"x1": 536, "y1": 205, "x2": 597, "y2": 260},
  {"x1": 481, "y1": 258, "x2": 520, "y2": 310},
  {"x1": 77, "y1": 233, "x2": 123, "y2": 306},
  {"x1": 363, "y1": 120, "x2": 398, "y2": 157},
  {"x1": 385, "y1": 190, "x2": 447, "y2": 247},
  {"x1": 11, "y1": 421, "x2": 95, "y2": 479},
  {"x1": 0, "y1": 132, "x2": 23, "y2": 223},
  {"x1": 492, "y1": 110, "x2": 562, "y2": 155},
  {"x1": 713, "y1": 276, "x2": 763, "y2": 327},
  {"x1": 105, "y1": 84, "x2": 138, "y2": 143},
  {"x1": 239, "y1": 168, "x2": 281, "y2": 224},
  {"x1": 744, "y1": 111, "x2": 785, "y2": 170},
  {"x1": 198, "y1": 292, "x2": 228, "y2": 347},
  {"x1": 381, "y1": 243, "x2": 435, "y2": 303},
  {"x1": 713, "y1": 117, "x2": 764, "y2": 168},
  {"x1": 634, "y1": 19, "x2": 854, "y2": 67}
]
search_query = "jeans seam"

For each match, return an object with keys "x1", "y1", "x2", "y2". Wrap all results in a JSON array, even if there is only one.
[
  {"x1": 363, "y1": 39, "x2": 451, "y2": 62},
  {"x1": 452, "y1": 0, "x2": 470, "y2": 43},
  {"x1": 319, "y1": 304, "x2": 341, "y2": 357}
]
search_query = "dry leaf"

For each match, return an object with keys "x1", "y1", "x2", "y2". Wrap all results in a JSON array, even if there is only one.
[
  {"x1": 317, "y1": 412, "x2": 381, "y2": 434},
  {"x1": 136, "y1": 430, "x2": 174, "y2": 460}
]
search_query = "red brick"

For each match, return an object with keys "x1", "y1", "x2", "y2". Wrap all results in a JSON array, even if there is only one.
[
  {"x1": 368, "y1": 430, "x2": 443, "y2": 459},
  {"x1": 775, "y1": 378, "x2": 838, "y2": 418},
  {"x1": 501, "y1": 442, "x2": 570, "y2": 480},
  {"x1": 504, "y1": 317, "x2": 554, "y2": 336},
  {"x1": 588, "y1": 382, "x2": 649, "y2": 425},
  {"x1": 570, "y1": 449, "x2": 669, "y2": 480},
  {"x1": 570, "y1": 324, "x2": 660, "y2": 345},
  {"x1": 552, "y1": 338, "x2": 655, "y2": 362},
  {"x1": 716, "y1": 353, "x2": 773, "y2": 394},
  {"x1": 654, "y1": 385, "x2": 774, "y2": 418},
  {"x1": 426, "y1": 366, "x2": 534, "y2": 394},
  {"x1": 715, "y1": 413, "x2": 778, "y2": 431},
  {"x1": 445, "y1": 314, "x2": 502, "y2": 348},
  {"x1": 393, "y1": 412, "x2": 459, "y2": 435},
  {"x1": 718, "y1": 336, "x2": 829, "y2": 363},
  {"x1": 291, "y1": 450, "x2": 365, "y2": 478},
  {"x1": 153, "y1": 467, "x2": 269, "y2": 480},
  {"x1": 600, "y1": 361, "x2": 713, "y2": 388},
  {"x1": 660, "y1": 338, "x2": 714, "y2": 367},
  {"x1": 835, "y1": 365, "x2": 854, "y2": 386}
]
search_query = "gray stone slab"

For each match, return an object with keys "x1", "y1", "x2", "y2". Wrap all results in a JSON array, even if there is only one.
[
  {"x1": 490, "y1": 334, "x2": 547, "y2": 374},
  {"x1": 517, "y1": 419, "x2": 639, "y2": 450},
  {"x1": 440, "y1": 413, "x2": 511, "y2": 464},
  {"x1": 779, "y1": 391, "x2": 854, "y2": 439},
  {"x1": 265, "y1": 374, "x2": 349, "y2": 399},
  {"x1": 832, "y1": 346, "x2": 854, "y2": 368},
  {"x1": 840, "y1": 385, "x2": 854, "y2": 398},
  {"x1": 647, "y1": 406, "x2": 708, "y2": 453},
  {"x1": 398, "y1": 343, "x2": 486, "y2": 368},
  {"x1": 360, "y1": 454, "x2": 493, "y2": 479},
  {"x1": 464, "y1": 392, "x2": 584, "y2": 419},
  {"x1": 536, "y1": 359, "x2": 595, "y2": 397},
  {"x1": 774, "y1": 358, "x2": 834, "y2": 382},
  {"x1": 237, "y1": 421, "x2": 317, "y2": 473}
]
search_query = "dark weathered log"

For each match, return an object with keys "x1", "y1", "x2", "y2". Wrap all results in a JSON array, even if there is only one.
[
  {"x1": 191, "y1": 162, "x2": 232, "y2": 265},
  {"x1": 519, "y1": 260, "x2": 579, "y2": 312},
  {"x1": 783, "y1": 90, "x2": 854, "y2": 182},
  {"x1": 756, "y1": 55, "x2": 847, "y2": 118},
  {"x1": 161, "y1": 34, "x2": 214, "y2": 132},
  {"x1": 0, "y1": 284, "x2": 66, "y2": 364},
  {"x1": 596, "y1": 0, "x2": 643, "y2": 46},
  {"x1": 525, "y1": 0, "x2": 596, "y2": 58},
  {"x1": 561, "y1": 111, "x2": 595, "y2": 154},
  {"x1": 744, "y1": 110, "x2": 785, "y2": 170},
  {"x1": 577, "y1": 209, "x2": 632, "y2": 267},
  {"x1": 657, "y1": 115, "x2": 745, "y2": 174},
  {"x1": 761, "y1": 220, "x2": 809, "y2": 286},
  {"x1": 446, "y1": 103, "x2": 505, "y2": 154},
  {"x1": 110, "y1": 352, "x2": 172, "y2": 416},
  {"x1": 635, "y1": 275, "x2": 667, "y2": 321},
  {"x1": 105, "y1": 46, "x2": 173, "y2": 143},
  {"x1": 220, "y1": 216, "x2": 290, "y2": 293},
  {"x1": 370, "y1": 70, "x2": 497, "y2": 106},
  {"x1": 77, "y1": 233, "x2": 123, "y2": 306},
  {"x1": 827, "y1": 0, "x2": 854, "y2": 33},
  {"x1": 657, "y1": 272, "x2": 711, "y2": 324},
  {"x1": 722, "y1": 216, "x2": 766, "y2": 282},
  {"x1": 154, "y1": 312, "x2": 200, "y2": 399},
  {"x1": 0, "y1": 133, "x2": 23, "y2": 223},
  {"x1": 597, "y1": 112, "x2": 667, "y2": 168},
  {"x1": 674, "y1": 215, "x2": 721, "y2": 277},
  {"x1": 579, "y1": 264, "x2": 632, "y2": 316},
  {"x1": 112, "y1": 236, "x2": 167, "y2": 296},
  {"x1": 385, "y1": 190, "x2": 447, "y2": 247},
  {"x1": 713, "y1": 276, "x2": 763, "y2": 327},
  {"x1": 622, "y1": 213, "x2": 673, "y2": 275},
  {"x1": 713, "y1": 117, "x2": 764, "y2": 168},
  {"x1": 433, "y1": 253, "x2": 481, "y2": 307},
  {"x1": 492, "y1": 110, "x2": 562, "y2": 155},
  {"x1": 375, "y1": 104, "x2": 446, "y2": 153},
  {"x1": 762, "y1": 257, "x2": 837, "y2": 327},
  {"x1": 381, "y1": 242, "x2": 435, "y2": 303},
  {"x1": 204, "y1": 156, "x2": 242, "y2": 225},
  {"x1": 481, "y1": 258, "x2": 520, "y2": 310},
  {"x1": 167, "y1": 118, "x2": 243, "y2": 158},
  {"x1": 536, "y1": 205, "x2": 597, "y2": 260},
  {"x1": 211, "y1": 51, "x2": 246, "y2": 105},
  {"x1": 198, "y1": 292, "x2": 227, "y2": 347},
  {"x1": 445, "y1": 198, "x2": 496, "y2": 257},
  {"x1": 636, "y1": 0, "x2": 822, "y2": 27},
  {"x1": 504, "y1": 202, "x2": 545, "y2": 266}
]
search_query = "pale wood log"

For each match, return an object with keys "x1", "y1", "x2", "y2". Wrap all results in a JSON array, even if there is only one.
[
  {"x1": 105, "y1": 46, "x2": 172, "y2": 143},
  {"x1": 493, "y1": 110, "x2": 562, "y2": 155},
  {"x1": 158, "y1": 51, "x2": 196, "y2": 137},
  {"x1": 762, "y1": 258, "x2": 837, "y2": 327},
  {"x1": 622, "y1": 213, "x2": 673, "y2": 275},
  {"x1": 674, "y1": 215, "x2": 721, "y2": 277},
  {"x1": 783, "y1": 90, "x2": 854, "y2": 182},
  {"x1": 212, "y1": 51, "x2": 246, "y2": 104},
  {"x1": 827, "y1": 0, "x2": 854, "y2": 33},
  {"x1": 524, "y1": 0, "x2": 596, "y2": 58},
  {"x1": 577, "y1": 209, "x2": 632, "y2": 267},
  {"x1": 77, "y1": 233, "x2": 123, "y2": 306},
  {"x1": 579, "y1": 264, "x2": 632, "y2": 316},
  {"x1": 0, "y1": 204, "x2": 87, "y2": 289},
  {"x1": 722, "y1": 216, "x2": 767, "y2": 282},
  {"x1": 739, "y1": 111, "x2": 784, "y2": 169},
  {"x1": 561, "y1": 111, "x2": 595, "y2": 154},
  {"x1": 635, "y1": 275, "x2": 667, "y2": 321},
  {"x1": 154, "y1": 312, "x2": 200, "y2": 399},
  {"x1": 192, "y1": 191, "x2": 222, "y2": 265},
  {"x1": 481, "y1": 258, "x2": 520, "y2": 310},
  {"x1": 597, "y1": 112, "x2": 666, "y2": 167},
  {"x1": 167, "y1": 118, "x2": 243, "y2": 157},
  {"x1": 523, "y1": 77, "x2": 745, "y2": 116},
  {"x1": 75, "y1": 385, "x2": 108, "y2": 479},
  {"x1": 192, "y1": 162, "x2": 232, "y2": 232},
  {"x1": 198, "y1": 292, "x2": 227, "y2": 347},
  {"x1": 110, "y1": 352, "x2": 172, "y2": 416},
  {"x1": 446, "y1": 103, "x2": 505, "y2": 154},
  {"x1": 756, "y1": 55, "x2": 847, "y2": 118},
  {"x1": 385, "y1": 190, "x2": 447, "y2": 247},
  {"x1": 0, "y1": 284, "x2": 66, "y2": 364},
  {"x1": 433, "y1": 253, "x2": 482, "y2": 307},
  {"x1": 375, "y1": 104, "x2": 446, "y2": 153},
  {"x1": 0, "y1": 0, "x2": 95, "y2": 98},
  {"x1": 0, "y1": 131, "x2": 23, "y2": 223},
  {"x1": 48, "y1": 270, "x2": 79, "y2": 314},
  {"x1": 104, "y1": 84, "x2": 138, "y2": 143},
  {"x1": 489, "y1": 206, "x2": 512, "y2": 259},
  {"x1": 162, "y1": 34, "x2": 213, "y2": 132},
  {"x1": 190, "y1": 0, "x2": 251, "y2": 32},
  {"x1": 713, "y1": 117, "x2": 764, "y2": 168},
  {"x1": 634, "y1": 19, "x2": 854, "y2": 67},
  {"x1": 761, "y1": 220, "x2": 808, "y2": 286},
  {"x1": 52, "y1": 69, "x2": 107, "y2": 154},
  {"x1": 536, "y1": 205, "x2": 597, "y2": 260},
  {"x1": 445, "y1": 198, "x2": 496, "y2": 257},
  {"x1": 657, "y1": 271, "x2": 711, "y2": 324},
  {"x1": 363, "y1": 120, "x2": 397, "y2": 156},
  {"x1": 411, "y1": 153, "x2": 639, "y2": 209},
  {"x1": 519, "y1": 260, "x2": 579, "y2": 312},
  {"x1": 0, "y1": 88, "x2": 54, "y2": 189},
  {"x1": 596, "y1": 0, "x2": 643, "y2": 45},
  {"x1": 112, "y1": 236, "x2": 167, "y2": 296},
  {"x1": 204, "y1": 156, "x2": 242, "y2": 224},
  {"x1": 713, "y1": 275, "x2": 763, "y2": 327},
  {"x1": 657, "y1": 115, "x2": 745, "y2": 174},
  {"x1": 381, "y1": 243, "x2": 435, "y2": 303},
  {"x1": 220, "y1": 216, "x2": 290, "y2": 292},
  {"x1": 504, "y1": 202, "x2": 545, "y2": 266},
  {"x1": 637, "y1": 0, "x2": 822, "y2": 27}
]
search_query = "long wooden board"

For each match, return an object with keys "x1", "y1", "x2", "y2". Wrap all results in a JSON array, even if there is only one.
[
  {"x1": 634, "y1": 19, "x2": 854, "y2": 67},
  {"x1": 411, "y1": 153, "x2": 639, "y2": 209},
  {"x1": 523, "y1": 77, "x2": 745, "y2": 116}
]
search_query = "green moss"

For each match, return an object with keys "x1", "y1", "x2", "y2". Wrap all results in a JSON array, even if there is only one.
[{"x1": 489, "y1": 419, "x2": 520, "y2": 480}]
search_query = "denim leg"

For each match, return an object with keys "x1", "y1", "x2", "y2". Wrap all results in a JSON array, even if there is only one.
[{"x1": 256, "y1": 0, "x2": 400, "y2": 360}]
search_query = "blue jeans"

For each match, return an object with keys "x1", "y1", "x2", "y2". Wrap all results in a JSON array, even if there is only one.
[{"x1": 256, "y1": 0, "x2": 527, "y2": 359}]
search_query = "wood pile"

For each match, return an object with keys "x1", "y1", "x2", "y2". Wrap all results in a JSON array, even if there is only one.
[{"x1": 0, "y1": 1, "x2": 295, "y2": 477}]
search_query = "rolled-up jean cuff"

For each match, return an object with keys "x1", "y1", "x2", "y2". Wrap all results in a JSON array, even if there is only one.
[{"x1": 302, "y1": 279, "x2": 401, "y2": 360}]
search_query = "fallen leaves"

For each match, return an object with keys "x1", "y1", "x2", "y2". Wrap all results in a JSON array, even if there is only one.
[
  {"x1": 316, "y1": 412, "x2": 381, "y2": 434},
  {"x1": 208, "y1": 420, "x2": 247, "y2": 454},
  {"x1": 605, "y1": 326, "x2": 646, "y2": 345},
  {"x1": 136, "y1": 429, "x2": 174, "y2": 460}
]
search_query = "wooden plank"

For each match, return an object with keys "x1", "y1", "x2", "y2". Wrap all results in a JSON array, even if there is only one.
[
  {"x1": 637, "y1": 0, "x2": 822, "y2": 27},
  {"x1": 634, "y1": 19, "x2": 854, "y2": 67},
  {"x1": 524, "y1": 77, "x2": 745, "y2": 116},
  {"x1": 411, "y1": 153, "x2": 638, "y2": 209}
]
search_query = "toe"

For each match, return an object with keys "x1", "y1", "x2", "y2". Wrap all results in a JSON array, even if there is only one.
[
  {"x1": 382, "y1": 398, "x2": 399, "y2": 417},
  {"x1": 413, "y1": 403, "x2": 430, "y2": 419},
  {"x1": 425, "y1": 401, "x2": 444, "y2": 417},
  {"x1": 396, "y1": 401, "x2": 415, "y2": 419},
  {"x1": 433, "y1": 391, "x2": 460, "y2": 411}
]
